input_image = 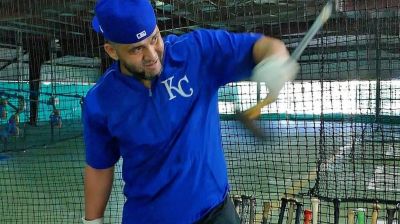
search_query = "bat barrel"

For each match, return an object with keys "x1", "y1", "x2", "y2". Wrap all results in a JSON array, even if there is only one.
[{"x1": 291, "y1": 1, "x2": 333, "y2": 60}]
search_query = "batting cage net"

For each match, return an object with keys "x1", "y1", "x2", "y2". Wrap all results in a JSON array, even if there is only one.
[{"x1": 0, "y1": 0, "x2": 399, "y2": 223}]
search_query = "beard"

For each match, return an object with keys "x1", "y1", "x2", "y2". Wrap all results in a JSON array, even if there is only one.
[{"x1": 121, "y1": 60, "x2": 162, "y2": 81}]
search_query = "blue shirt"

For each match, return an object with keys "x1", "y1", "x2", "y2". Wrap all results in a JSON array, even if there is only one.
[
  {"x1": 7, "y1": 119, "x2": 17, "y2": 136},
  {"x1": 83, "y1": 29, "x2": 262, "y2": 224},
  {"x1": 50, "y1": 114, "x2": 62, "y2": 126}
]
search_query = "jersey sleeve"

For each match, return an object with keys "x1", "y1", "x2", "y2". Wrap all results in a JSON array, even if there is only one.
[
  {"x1": 191, "y1": 29, "x2": 263, "y2": 88},
  {"x1": 83, "y1": 94, "x2": 120, "y2": 169}
]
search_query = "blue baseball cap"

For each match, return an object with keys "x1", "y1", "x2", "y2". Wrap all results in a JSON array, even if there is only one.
[{"x1": 92, "y1": 0, "x2": 157, "y2": 44}]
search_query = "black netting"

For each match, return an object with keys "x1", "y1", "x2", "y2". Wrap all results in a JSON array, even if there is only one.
[{"x1": 0, "y1": 0, "x2": 399, "y2": 223}]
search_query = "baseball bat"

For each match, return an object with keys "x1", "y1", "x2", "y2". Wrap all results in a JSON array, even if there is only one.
[
  {"x1": 240, "y1": 195, "x2": 249, "y2": 224},
  {"x1": 347, "y1": 209, "x2": 355, "y2": 224},
  {"x1": 249, "y1": 196, "x2": 256, "y2": 224},
  {"x1": 262, "y1": 201, "x2": 272, "y2": 224},
  {"x1": 233, "y1": 195, "x2": 242, "y2": 215},
  {"x1": 278, "y1": 197, "x2": 288, "y2": 224},
  {"x1": 371, "y1": 203, "x2": 381, "y2": 224},
  {"x1": 311, "y1": 198, "x2": 320, "y2": 224},
  {"x1": 396, "y1": 203, "x2": 400, "y2": 224},
  {"x1": 295, "y1": 201, "x2": 303, "y2": 224},
  {"x1": 287, "y1": 198, "x2": 296, "y2": 224},
  {"x1": 333, "y1": 199, "x2": 340, "y2": 224},
  {"x1": 237, "y1": 0, "x2": 334, "y2": 127},
  {"x1": 387, "y1": 206, "x2": 396, "y2": 224}
]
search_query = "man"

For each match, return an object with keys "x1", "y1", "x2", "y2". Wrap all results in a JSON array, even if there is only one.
[
  {"x1": 82, "y1": 0, "x2": 299, "y2": 223},
  {"x1": 1, "y1": 113, "x2": 19, "y2": 144}
]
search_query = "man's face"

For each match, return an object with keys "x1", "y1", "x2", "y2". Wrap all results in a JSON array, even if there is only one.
[{"x1": 105, "y1": 26, "x2": 164, "y2": 80}]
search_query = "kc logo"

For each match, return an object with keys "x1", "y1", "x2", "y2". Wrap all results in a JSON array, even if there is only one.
[{"x1": 161, "y1": 75, "x2": 193, "y2": 100}]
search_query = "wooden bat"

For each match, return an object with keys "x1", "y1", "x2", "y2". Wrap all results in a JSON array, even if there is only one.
[
  {"x1": 333, "y1": 199, "x2": 340, "y2": 224},
  {"x1": 278, "y1": 197, "x2": 288, "y2": 224},
  {"x1": 262, "y1": 201, "x2": 272, "y2": 224},
  {"x1": 371, "y1": 203, "x2": 381, "y2": 224},
  {"x1": 295, "y1": 201, "x2": 303, "y2": 224},
  {"x1": 237, "y1": 0, "x2": 334, "y2": 137},
  {"x1": 311, "y1": 198, "x2": 320, "y2": 224},
  {"x1": 347, "y1": 209, "x2": 355, "y2": 224}
]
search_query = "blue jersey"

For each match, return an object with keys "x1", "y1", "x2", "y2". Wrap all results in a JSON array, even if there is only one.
[
  {"x1": 7, "y1": 119, "x2": 17, "y2": 136},
  {"x1": 83, "y1": 29, "x2": 262, "y2": 224},
  {"x1": 50, "y1": 114, "x2": 62, "y2": 126}
]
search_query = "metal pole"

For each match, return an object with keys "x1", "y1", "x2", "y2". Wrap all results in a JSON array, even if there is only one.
[{"x1": 374, "y1": 18, "x2": 381, "y2": 122}]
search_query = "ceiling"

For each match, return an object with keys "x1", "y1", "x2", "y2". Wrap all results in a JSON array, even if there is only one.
[
  {"x1": 0, "y1": 0, "x2": 399, "y2": 80},
  {"x1": 0, "y1": 0, "x2": 398, "y2": 50}
]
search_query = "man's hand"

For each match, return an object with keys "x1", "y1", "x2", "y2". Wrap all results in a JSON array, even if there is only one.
[{"x1": 251, "y1": 55, "x2": 299, "y2": 101}]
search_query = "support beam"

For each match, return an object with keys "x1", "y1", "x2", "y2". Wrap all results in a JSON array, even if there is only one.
[{"x1": 26, "y1": 36, "x2": 49, "y2": 126}]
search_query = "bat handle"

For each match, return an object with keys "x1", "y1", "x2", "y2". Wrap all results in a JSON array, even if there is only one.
[
  {"x1": 242, "y1": 95, "x2": 275, "y2": 120},
  {"x1": 278, "y1": 197, "x2": 288, "y2": 224},
  {"x1": 311, "y1": 198, "x2": 320, "y2": 224}
]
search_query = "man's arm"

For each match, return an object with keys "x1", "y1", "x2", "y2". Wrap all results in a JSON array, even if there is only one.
[
  {"x1": 252, "y1": 36, "x2": 290, "y2": 64},
  {"x1": 84, "y1": 165, "x2": 115, "y2": 221}
]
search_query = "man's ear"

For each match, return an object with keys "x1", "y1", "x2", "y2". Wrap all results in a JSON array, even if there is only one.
[{"x1": 104, "y1": 43, "x2": 118, "y2": 61}]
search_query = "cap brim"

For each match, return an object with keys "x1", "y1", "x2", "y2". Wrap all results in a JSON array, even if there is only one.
[{"x1": 92, "y1": 16, "x2": 101, "y2": 33}]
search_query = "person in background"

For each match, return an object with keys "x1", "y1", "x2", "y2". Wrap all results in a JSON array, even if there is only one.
[
  {"x1": 50, "y1": 109, "x2": 62, "y2": 128},
  {"x1": 0, "y1": 99, "x2": 8, "y2": 119},
  {"x1": 1, "y1": 114, "x2": 19, "y2": 144}
]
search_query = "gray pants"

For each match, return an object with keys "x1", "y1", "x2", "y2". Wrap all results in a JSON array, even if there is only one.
[{"x1": 195, "y1": 195, "x2": 240, "y2": 224}]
